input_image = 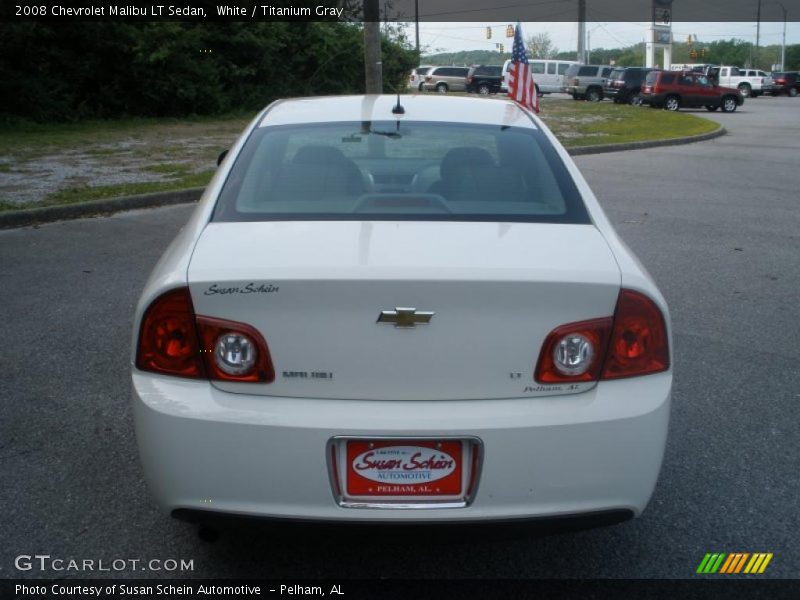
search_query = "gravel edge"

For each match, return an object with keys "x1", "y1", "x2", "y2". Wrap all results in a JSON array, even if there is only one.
[{"x1": 0, "y1": 124, "x2": 726, "y2": 229}]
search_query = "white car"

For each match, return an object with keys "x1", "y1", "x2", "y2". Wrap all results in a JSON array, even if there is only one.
[
  {"x1": 408, "y1": 65, "x2": 433, "y2": 92},
  {"x1": 132, "y1": 95, "x2": 672, "y2": 528}
]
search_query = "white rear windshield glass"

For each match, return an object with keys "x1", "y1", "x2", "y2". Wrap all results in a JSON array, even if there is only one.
[{"x1": 212, "y1": 120, "x2": 590, "y2": 224}]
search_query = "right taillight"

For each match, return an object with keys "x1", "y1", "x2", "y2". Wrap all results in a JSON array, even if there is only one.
[
  {"x1": 534, "y1": 289, "x2": 669, "y2": 384},
  {"x1": 601, "y1": 289, "x2": 669, "y2": 380}
]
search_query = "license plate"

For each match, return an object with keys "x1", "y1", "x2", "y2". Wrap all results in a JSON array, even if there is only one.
[{"x1": 329, "y1": 438, "x2": 482, "y2": 507}]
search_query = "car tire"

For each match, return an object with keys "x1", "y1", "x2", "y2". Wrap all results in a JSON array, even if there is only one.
[
  {"x1": 790, "y1": 87, "x2": 799, "y2": 97},
  {"x1": 629, "y1": 92, "x2": 643, "y2": 106},
  {"x1": 738, "y1": 83, "x2": 751, "y2": 97},
  {"x1": 478, "y1": 84, "x2": 491, "y2": 95},
  {"x1": 436, "y1": 83, "x2": 448, "y2": 94},
  {"x1": 721, "y1": 96, "x2": 738, "y2": 112},
  {"x1": 664, "y1": 95, "x2": 680, "y2": 111},
  {"x1": 586, "y1": 88, "x2": 602, "y2": 102},
  {"x1": 418, "y1": 83, "x2": 425, "y2": 92},
  {"x1": 705, "y1": 105, "x2": 719, "y2": 111}
]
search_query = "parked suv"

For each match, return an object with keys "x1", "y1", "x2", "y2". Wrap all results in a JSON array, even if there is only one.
[
  {"x1": 604, "y1": 67, "x2": 654, "y2": 105},
  {"x1": 769, "y1": 72, "x2": 799, "y2": 97},
  {"x1": 466, "y1": 65, "x2": 504, "y2": 95},
  {"x1": 564, "y1": 64, "x2": 615, "y2": 101},
  {"x1": 640, "y1": 70, "x2": 744, "y2": 112},
  {"x1": 422, "y1": 66, "x2": 470, "y2": 93}
]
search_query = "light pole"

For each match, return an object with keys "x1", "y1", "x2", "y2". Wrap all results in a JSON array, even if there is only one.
[
  {"x1": 586, "y1": 25, "x2": 605, "y2": 65},
  {"x1": 775, "y1": 0, "x2": 787, "y2": 71}
]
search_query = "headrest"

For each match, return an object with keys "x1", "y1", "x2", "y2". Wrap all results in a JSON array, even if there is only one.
[{"x1": 440, "y1": 147, "x2": 494, "y2": 181}]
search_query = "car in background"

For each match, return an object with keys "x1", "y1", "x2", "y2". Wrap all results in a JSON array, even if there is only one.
[
  {"x1": 768, "y1": 72, "x2": 799, "y2": 96},
  {"x1": 738, "y1": 69, "x2": 771, "y2": 97},
  {"x1": 604, "y1": 67, "x2": 654, "y2": 105},
  {"x1": 132, "y1": 94, "x2": 672, "y2": 530},
  {"x1": 564, "y1": 64, "x2": 615, "y2": 101},
  {"x1": 466, "y1": 65, "x2": 504, "y2": 95},
  {"x1": 422, "y1": 66, "x2": 470, "y2": 93},
  {"x1": 503, "y1": 58, "x2": 577, "y2": 96},
  {"x1": 408, "y1": 66, "x2": 434, "y2": 92},
  {"x1": 640, "y1": 70, "x2": 743, "y2": 112}
]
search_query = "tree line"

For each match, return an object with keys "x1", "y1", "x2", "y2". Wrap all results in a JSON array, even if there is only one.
[
  {"x1": 0, "y1": 22, "x2": 417, "y2": 123},
  {"x1": 424, "y1": 37, "x2": 799, "y2": 71}
]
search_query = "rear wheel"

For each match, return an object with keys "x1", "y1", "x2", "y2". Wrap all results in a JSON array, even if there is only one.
[
  {"x1": 418, "y1": 83, "x2": 425, "y2": 92},
  {"x1": 737, "y1": 83, "x2": 751, "y2": 97},
  {"x1": 536, "y1": 85, "x2": 542, "y2": 98},
  {"x1": 790, "y1": 87, "x2": 799, "y2": 97},
  {"x1": 721, "y1": 96, "x2": 738, "y2": 112},
  {"x1": 705, "y1": 105, "x2": 719, "y2": 111},
  {"x1": 572, "y1": 93, "x2": 581, "y2": 101},
  {"x1": 664, "y1": 95, "x2": 680, "y2": 111},
  {"x1": 436, "y1": 83, "x2": 448, "y2": 94},
  {"x1": 629, "y1": 92, "x2": 643, "y2": 106},
  {"x1": 477, "y1": 83, "x2": 491, "y2": 95},
  {"x1": 585, "y1": 87, "x2": 602, "y2": 102}
]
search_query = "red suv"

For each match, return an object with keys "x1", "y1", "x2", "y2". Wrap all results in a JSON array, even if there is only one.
[{"x1": 640, "y1": 70, "x2": 744, "y2": 112}]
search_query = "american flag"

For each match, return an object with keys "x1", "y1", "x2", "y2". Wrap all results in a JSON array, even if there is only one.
[{"x1": 507, "y1": 24, "x2": 539, "y2": 113}]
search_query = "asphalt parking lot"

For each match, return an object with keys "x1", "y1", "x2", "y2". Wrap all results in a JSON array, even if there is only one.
[{"x1": 1, "y1": 96, "x2": 798, "y2": 580}]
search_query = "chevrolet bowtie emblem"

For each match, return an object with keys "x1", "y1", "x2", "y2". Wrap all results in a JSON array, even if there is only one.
[{"x1": 377, "y1": 307, "x2": 435, "y2": 328}]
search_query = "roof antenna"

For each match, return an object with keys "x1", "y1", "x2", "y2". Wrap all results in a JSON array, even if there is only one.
[{"x1": 392, "y1": 91, "x2": 405, "y2": 115}]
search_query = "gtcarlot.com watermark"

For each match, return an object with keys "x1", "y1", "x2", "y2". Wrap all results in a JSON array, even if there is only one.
[{"x1": 15, "y1": 554, "x2": 194, "y2": 573}]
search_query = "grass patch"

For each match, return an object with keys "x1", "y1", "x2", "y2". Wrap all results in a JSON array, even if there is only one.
[
  {"x1": 0, "y1": 113, "x2": 251, "y2": 158},
  {"x1": 142, "y1": 163, "x2": 194, "y2": 176},
  {"x1": 538, "y1": 100, "x2": 719, "y2": 147},
  {"x1": 25, "y1": 170, "x2": 215, "y2": 209}
]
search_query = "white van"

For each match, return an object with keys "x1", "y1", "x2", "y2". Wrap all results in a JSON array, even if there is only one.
[{"x1": 503, "y1": 59, "x2": 578, "y2": 95}]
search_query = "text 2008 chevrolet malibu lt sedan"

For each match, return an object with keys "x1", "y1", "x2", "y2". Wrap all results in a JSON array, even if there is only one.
[{"x1": 132, "y1": 95, "x2": 671, "y2": 526}]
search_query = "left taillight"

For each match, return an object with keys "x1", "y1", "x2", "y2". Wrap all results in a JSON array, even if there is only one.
[
  {"x1": 136, "y1": 288, "x2": 204, "y2": 378},
  {"x1": 534, "y1": 289, "x2": 669, "y2": 384},
  {"x1": 136, "y1": 287, "x2": 275, "y2": 382},
  {"x1": 196, "y1": 316, "x2": 275, "y2": 383}
]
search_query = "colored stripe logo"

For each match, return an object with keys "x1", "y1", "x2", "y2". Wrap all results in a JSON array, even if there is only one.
[{"x1": 696, "y1": 553, "x2": 773, "y2": 574}]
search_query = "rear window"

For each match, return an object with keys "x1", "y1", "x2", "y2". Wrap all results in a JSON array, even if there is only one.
[
  {"x1": 416, "y1": 67, "x2": 431, "y2": 76},
  {"x1": 475, "y1": 66, "x2": 501, "y2": 76},
  {"x1": 645, "y1": 71, "x2": 659, "y2": 85},
  {"x1": 557, "y1": 63, "x2": 571, "y2": 75},
  {"x1": 609, "y1": 69, "x2": 624, "y2": 81},
  {"x1": 213, "y1": 121, "x2": 590, "y2": 225},
  {"x1": 578, "y1": 66, "x2": 597, "y2": 76}
]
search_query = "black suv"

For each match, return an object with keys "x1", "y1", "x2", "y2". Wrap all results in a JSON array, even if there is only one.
[
  {"x1": 604, "y1": 67, "x2": 654, "y2": 105},
  {"x1": 466, "y1": 65, "x2": 504, "y2": 95},
  {"x1": 769, "y1": 72, "x2": 799, "y2": 97}
]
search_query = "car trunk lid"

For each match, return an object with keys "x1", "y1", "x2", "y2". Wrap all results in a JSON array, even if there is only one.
[{"x1": 188, "y1": 221, "x2": 621, "y2": 400}]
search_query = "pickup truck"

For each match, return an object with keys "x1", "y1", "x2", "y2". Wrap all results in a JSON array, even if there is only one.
[{"x1": 709, "y1": 66, "x2": 766, "y2": 98}]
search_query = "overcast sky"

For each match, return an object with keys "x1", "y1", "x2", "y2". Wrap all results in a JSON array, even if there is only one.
[{"x1": 410, "y1": 21, "x2": 799, "y2": 56}]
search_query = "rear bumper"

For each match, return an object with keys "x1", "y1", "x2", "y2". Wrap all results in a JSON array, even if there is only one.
[{"x1": 132, "y1": 371, "x2": 671, "y2": 523}]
